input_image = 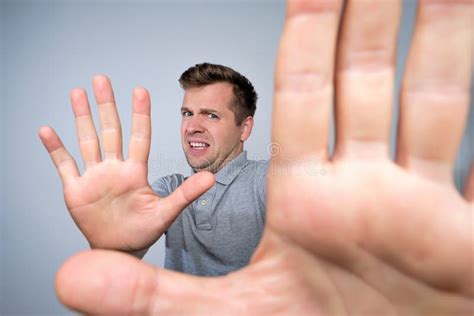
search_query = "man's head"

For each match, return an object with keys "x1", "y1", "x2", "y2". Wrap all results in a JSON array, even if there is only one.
[{"x1": 179, "y1": 63, "x2": 258, "y2": 173}]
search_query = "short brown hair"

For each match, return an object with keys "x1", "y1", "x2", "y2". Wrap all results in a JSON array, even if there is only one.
[{"x1": 179, "y1": 63, "x2": 258, "y2": 125}]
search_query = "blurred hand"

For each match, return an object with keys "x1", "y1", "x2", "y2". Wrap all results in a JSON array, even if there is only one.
[
  {"x1": 54, "y1": 0, "x2": 474, "y2": 315},
  {"x1": 39, "y1": 76, "x2": 214, "y2": 255}
]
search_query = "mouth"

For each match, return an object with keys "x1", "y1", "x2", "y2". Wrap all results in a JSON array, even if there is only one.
[{"x1": 188, "y1": 141, "x2": 210, "y2": 151}]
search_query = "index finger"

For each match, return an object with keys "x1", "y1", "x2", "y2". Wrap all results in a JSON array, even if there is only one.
[
  {"x1": 272, "y1": 1, "x2": 342, "y2": 161},
  {"x1": 128, "y1": 87, "x2": 151, "y2": 163}
]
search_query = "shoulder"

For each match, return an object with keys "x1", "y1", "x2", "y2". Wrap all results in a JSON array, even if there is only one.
[
  {"x1": 241, "y1": 159, "x2": 269, "y2": 196},
  {"x1": 245, "y1": 158, "x2": 270, "y2": 180},
  {"x1": 244, "y1": 158, "x2": 269, "y2": 209},
  {"x1": 151, "y1": 174, "x2": 187, "y2": 198}
]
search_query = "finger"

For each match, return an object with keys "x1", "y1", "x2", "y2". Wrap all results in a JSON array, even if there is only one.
[
  {"x1": 56, "y1": 250, "x2": 229, "y2": 315},
  {"x1": 38, "y1": 126, "x2": 79, "y2": 182},
  {"x1": 156, "y1": 171, "x2": 215, "y2": 233},
  {"x1": 70, "y1": 88, "x2": 101, "y2": 168},
  {"x1": 56, "y1": 250, "x2": 158, "y2": 315},
  {"x1": 272, "y1": 0, "x2": 342, "y2": 161},
  {"x1": 92, "y1": 75, "x2": 123, "y2": 160},
  {"x1": 333, "y1": 0, "x2": 401, "y2": 160},
  {"x1": 128, "y1": 87, "x2": 151, "y2": 163},
  {"x1": 397, "y1": 0, "x2": 473, "y2": 183},
  {"x1": 464, "y1": 163, "x2": 474, "y2": 202}
]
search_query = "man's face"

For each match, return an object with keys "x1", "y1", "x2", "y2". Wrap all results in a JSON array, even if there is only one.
[{"x1": 180, "y1": 82, "x2": 248, "y2": 173}]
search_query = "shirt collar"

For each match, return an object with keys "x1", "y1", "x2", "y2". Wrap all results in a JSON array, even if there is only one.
[{"x1": 214, "y1": 151, "x2": 249, "y2": 185}]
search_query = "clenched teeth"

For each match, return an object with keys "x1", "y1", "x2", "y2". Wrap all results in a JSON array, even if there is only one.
[{"x1": 190, "y1": 142, "x2": 209, "y2": 148}]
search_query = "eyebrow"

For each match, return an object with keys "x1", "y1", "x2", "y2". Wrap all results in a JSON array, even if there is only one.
[{"x1": 181, "y1": 106, "x2": 221, "y2": 115}]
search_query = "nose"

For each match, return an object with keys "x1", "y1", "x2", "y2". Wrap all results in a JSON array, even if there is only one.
[{"x1": 185, "y1": 115, "x2": 205, "y2": 134}]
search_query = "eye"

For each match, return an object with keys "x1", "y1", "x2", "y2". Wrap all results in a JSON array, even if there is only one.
[
  {"x1": 181, "y1": 111, "x2": 192, "y2": 117},
  {"x1": 207, "y1": 113, "x2": 219, "y2": 120}
]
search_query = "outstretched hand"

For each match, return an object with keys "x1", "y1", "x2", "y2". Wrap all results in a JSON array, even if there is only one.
[
  {"x1": 54, "y1": 0, "x2": 473, "y2": 315},
  {"x1": 39, "y1": 76, "x2": 214, "y2": 254}
]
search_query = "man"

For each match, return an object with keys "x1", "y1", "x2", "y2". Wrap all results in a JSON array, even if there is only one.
[
  {"x1": 154, "y1": 63, "x2": 268, "y2": 275},
  {"x1": 43, "y1": 0, "x2": 474, "y2": 315},
  {"x1": 39, "y1": 63, "x2": 268, "y2": 276}
]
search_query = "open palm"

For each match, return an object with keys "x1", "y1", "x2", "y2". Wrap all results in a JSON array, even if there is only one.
[
  {"x1": 40, "y1": 77, "x2": 214, "y2": 253},
  {"x1": 54, "y1": 0, "x2": 473, "y2": 315},
  {"x1": 261, "y1": 160, "x2": 472, "y2": 314}
]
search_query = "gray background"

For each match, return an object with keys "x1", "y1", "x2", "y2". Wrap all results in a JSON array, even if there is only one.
[{"x1": 0, "y1": 0, "x2": 472, "y2": 315}]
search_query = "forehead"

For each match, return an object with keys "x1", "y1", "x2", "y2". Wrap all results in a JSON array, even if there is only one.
[{"x1": 182, "y1": 82, "x2": 234, "y2": 112}]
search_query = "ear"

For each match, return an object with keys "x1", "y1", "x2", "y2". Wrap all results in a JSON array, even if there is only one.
[{"x1": 239, "y1": 116, "x2": 254, "y2": 142}]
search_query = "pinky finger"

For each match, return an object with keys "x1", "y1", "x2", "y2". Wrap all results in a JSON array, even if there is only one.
[{"x1": 38, "y1": 126, "x2": 80, "y2": 182}]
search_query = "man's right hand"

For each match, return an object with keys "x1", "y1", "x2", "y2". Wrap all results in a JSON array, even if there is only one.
[{"x1": 39, "y1": 75, "x2": 215, "y2": 256}]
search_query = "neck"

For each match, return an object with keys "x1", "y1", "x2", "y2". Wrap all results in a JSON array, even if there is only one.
[{"x1": 196, "y1": 144, "x2": 244, "y2": 174}]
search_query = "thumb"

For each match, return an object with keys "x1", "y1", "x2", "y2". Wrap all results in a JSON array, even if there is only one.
[
  {"x1": 155, "y1": 171, "x2": 215, "y2": 231},
  {"x1": 55, "y1": 250, "x2": 231, "y2": 315}
]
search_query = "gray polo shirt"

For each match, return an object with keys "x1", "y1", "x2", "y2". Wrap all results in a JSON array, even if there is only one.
[{"x1": 151, "y1": 151, "x2": 268, "y2": 276}]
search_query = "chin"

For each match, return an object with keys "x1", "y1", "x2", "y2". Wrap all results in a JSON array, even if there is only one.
[{"x1": 186, "y1": 156, "x2": 214, "y2": 172}]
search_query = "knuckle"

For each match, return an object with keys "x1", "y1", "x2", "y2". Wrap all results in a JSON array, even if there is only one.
[{"x1": 275, "y1": 71, "x2": 332, "y2": 95}]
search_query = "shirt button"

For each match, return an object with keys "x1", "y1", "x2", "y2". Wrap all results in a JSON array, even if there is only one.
[{"x1": 200, "y1": 199, "x2": 207, "y2": 206}]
